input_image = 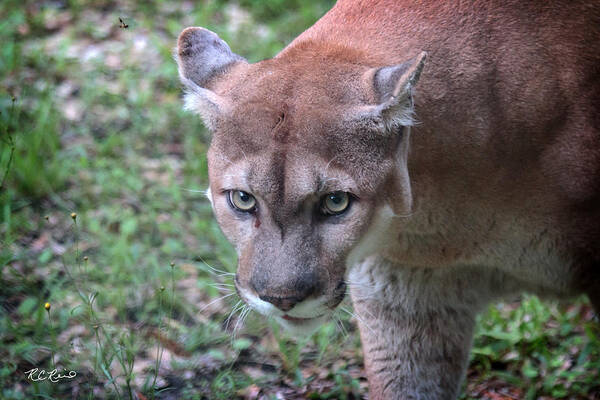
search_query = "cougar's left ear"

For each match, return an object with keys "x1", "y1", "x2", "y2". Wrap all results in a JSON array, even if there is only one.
[
  {"x1": 367, "y1": 51, "x2": 427, "y2": 130},
  {"x1": 176, "y1": 27, "x2": 247, "y2": 129},
  {"x1": 362, "y1": 52, "x2": 427, "y2": 215}
]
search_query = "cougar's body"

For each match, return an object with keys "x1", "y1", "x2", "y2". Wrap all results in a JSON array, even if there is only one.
[
  {"x1": 298, "y1": 0, "x2": 600, "y2": 286},
  {"x1": 176, "y1": 1, "x2": 599, "y2": 398}
]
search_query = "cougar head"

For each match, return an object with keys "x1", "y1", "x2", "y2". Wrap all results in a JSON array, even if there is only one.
[{"x1": 176, "y1": 27, "x2": 426, "y2": 335}]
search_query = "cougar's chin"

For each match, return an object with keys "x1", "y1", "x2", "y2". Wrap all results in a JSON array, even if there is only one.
[
  {"x1": 235, "y1": 286, "x2": 339, "y2": 336},
  {"x1": 275, "y1": 313, "x2": 331, "y2": 337}
]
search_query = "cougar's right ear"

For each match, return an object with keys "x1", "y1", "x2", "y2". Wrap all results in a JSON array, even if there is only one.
[{"x1": 176, "y1": 27, "x2": 246, "y2": 128}]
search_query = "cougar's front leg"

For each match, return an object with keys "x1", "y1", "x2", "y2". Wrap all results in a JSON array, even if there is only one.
[{"x1": 349, "y1": 258, "x2": 488, "y2": 400}]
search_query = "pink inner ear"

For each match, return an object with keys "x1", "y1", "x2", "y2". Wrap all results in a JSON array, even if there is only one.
[
  {"x1": 373, "y1": 52, "x2": 427, "y2": 103},
  {"x1": 350, "y1": 52, "x2": 426, "y2": 132}
]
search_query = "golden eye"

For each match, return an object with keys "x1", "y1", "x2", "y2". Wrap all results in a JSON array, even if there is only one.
[
  {"x1": 229, "y1": 190, "x2": 256, "y2": 212},
  {"x1": 321, "y1": 192, "x2": 350, "y2": 215}
]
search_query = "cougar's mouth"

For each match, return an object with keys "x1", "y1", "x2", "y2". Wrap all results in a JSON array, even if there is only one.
[
  {"x1": 276, "y1": 313, "x2": 330, "y2": 336},
  {"x1": 281, "y1": 314, "x2": 323, "y2": 322},
  {"x1": 233, "y1": 274, "x2": 344, "y2": 335}
]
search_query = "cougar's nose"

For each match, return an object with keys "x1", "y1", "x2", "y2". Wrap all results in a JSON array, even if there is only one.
[{"x1": 250, "y1": 272, "x2": 320, "y2": 312}]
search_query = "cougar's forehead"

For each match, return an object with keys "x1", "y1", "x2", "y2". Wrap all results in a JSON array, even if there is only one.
[
  {"x1": 210, "y1": 58, "x2": 372, "y2": 142},
  {"x1": 231, "y1": 57, "x2": 372, "y2": 110},
  {"x1": 207, "y1": 59, "x2": 398, "y2": 196}
]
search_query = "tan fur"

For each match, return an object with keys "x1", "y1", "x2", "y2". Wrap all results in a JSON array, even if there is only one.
[{"x1": 176, "y1": 1, "x2": 600, "y2": 398}]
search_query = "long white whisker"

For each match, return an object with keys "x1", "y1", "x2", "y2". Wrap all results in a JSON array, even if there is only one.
[
  {"x1": 199, "y1": 292, "x2": 236, "y2": 313},
  {"x1": 345, "y1": 280, "x2": 378, "y2": 302},
  {"x1": 335, "y1": 315, "x2": 349, "y2": 339},
  {"x1": 345, "y1": 292, "x2": 376, "y2": 301},
  {"x1": 242, "y1": 306, "x2": 252, "y2": 325},
  {"x1": 230, "y1": 303, "x2": 248, "y2": 334},
  {"x1": 224, "y1": 301, "x2": 245, "y2": 332},
  {"x1": 340, "y1": 294, "x2": 378, "y2": 320},
  {"x1": 231, "y1": 306, "x2": 245, "y2": 342},
  {"x1": 232, "y1": 306, "x2": 251, "y2": 341},
  {"x1": 197, "y1": 257, "x2": 236, "y2": 277},
  {"x1": 224, "y1": 303, "x2": 240, "y2": 332},
  {"x1": 340, "y1": 306, "x2": 376, "y2": 335},
  {"x1": 209, "y1": 286, "x2": 234, "y2": 294},
  {"x1": 209, "y1": 283, "x2": 235, "y2": 291}
]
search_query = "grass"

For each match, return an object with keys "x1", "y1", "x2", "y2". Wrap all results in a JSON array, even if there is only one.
[{"x1": 0, "y1": 0, "x2": 598, "y2": 399}]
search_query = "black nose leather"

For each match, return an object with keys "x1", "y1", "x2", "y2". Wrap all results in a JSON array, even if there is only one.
[
  {"x1": 258, "y1": 295, "x2": 304, "y2": 312},
  {"x1": 250, "y1": 270, "x2": 321, "y2": 312}
]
